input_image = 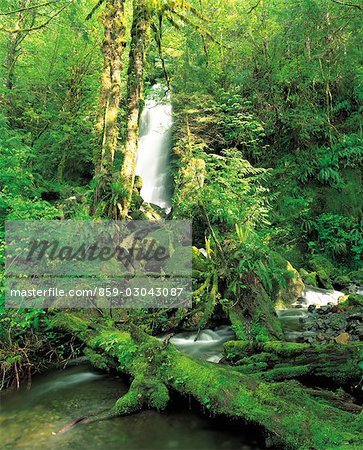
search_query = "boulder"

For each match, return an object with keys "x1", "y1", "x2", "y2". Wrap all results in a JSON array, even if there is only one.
[{"x1": 309, "y1": 255, "x2": 335, "y2": 290}]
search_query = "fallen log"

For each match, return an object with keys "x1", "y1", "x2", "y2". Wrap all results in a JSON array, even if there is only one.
[
  {"x1": 224, "y1": 340, "x2": 363, "y2": 385},
  {"x1": 52, "y1": 312, "x2": 363, "y2": 450}
]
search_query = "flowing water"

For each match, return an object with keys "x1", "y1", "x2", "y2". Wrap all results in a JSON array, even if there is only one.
[
  {"x1": 0, "y1": 282, "x2": 350, "y2": 449},
  {"x1": 135, "y1": 84, "x2": 173, "y2": 212},
  {"x1": 277, "y1": 286, "x2": 345, "y2": 341},
  {"x1": 170, "y1": 325, "x2": 236, "y2": 363},
  {"x1": 0, "y1": 364, "x2": 262, "y2": 450},
  {"x1": 170, "y1": 287, "x2": 347, "y2": 348},
  {"x1": 293, "y1": 286, "x2": 344, "y2": 308}
]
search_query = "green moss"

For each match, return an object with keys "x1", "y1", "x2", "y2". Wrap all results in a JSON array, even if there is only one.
[
  {"x1": 54, "y1": 312, "x2": 363, "y2": 449},
  {"x1": 333, "y1": 275, "x2": 350, "y2": 287},
  {"x1": 340, "y1": 294, "x2": 363, "y2": 308},
  {"x1": 309, "y1": 255, "x2": 335, "y2": 289},
  {"x1": 227, "y1": 285, "x2": 283, "y2": 341},
  {"x1": 51, "y1": 313, "x2": 89, "y2": 333},
  {"x1": 50, "y1": 313, "x2": 92, "y2": 342},
  {"x1": 192, "y1": 246, "x2": 208, "y2": 272},
  {"x1": 144, "y1": 378, "x2": 170, "y2": 410},
  {"x1": 224, "y1": 340, "x2": 251, "y2": 359},
  {"x1": 83, "y1": 348, "x2": 110, "y2": 371},
  {"x1": 225, "y1": 340, "x2": 363, "y2": 385},
  {"x1": 167, "y1": 346, "x2": 361, "y2": 449},
  {"x1": 262, "y1": 341, "x2": 309, "y2": 356},
  {"x1": 234, "y1": 362, "x2": 269, "y2": 373},
  {"x1": 114, "y1": 375, "x2": 169, "y2": 414},
  {"x1": 348, "y1": 268, "x2": 363, "y2": 285},
  {"x1": 228, "y1": 310, "x2": 248, "y2": 340},
  {"x1": 114, "y1": 383, "x2": 143, "y2": 415},
  {"x1": 300, "y1": 268, "x2": 318, "y2": 287},
  {"x1": 270, "y1": 252, "x2": 305, "y2": 307}
]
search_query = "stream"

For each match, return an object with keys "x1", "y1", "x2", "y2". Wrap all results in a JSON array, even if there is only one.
[
  {"x1": 277, "y1": 286, "x2": 346, "y2": 342},
  {"x1": 0, "y1": 290, "x2": 355, "y2": 449},
  {"x1": 170, "y1": 325, "x2": 235, "y2": 363},
  {"x1": 170, "y1": 286, "x2": 349, "y2": 356},
  {"x1": 0, "y1": 364, "x2": 263, "y2": 450}
]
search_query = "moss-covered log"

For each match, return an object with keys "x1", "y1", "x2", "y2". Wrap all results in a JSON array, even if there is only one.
[
  {"x1": 224, "y1": 340, "x2": 363, "y2": 385},
  {"x1": 52, "y1": 312, "x2": 362, "y2": 449}
]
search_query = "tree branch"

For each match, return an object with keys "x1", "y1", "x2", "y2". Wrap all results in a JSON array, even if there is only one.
[
  {"x1": 247, "y1": 1, "x2": 261, "y2": 14},
  {"x1": 171, "y1": 10, "x2": 229, "y2": 48},
  {"x1": 1, "y1": 1, "x2": 73, "y2": 33},
  {"x1": 331, "y1": 0, "x2": 363, "y2": 10},
  {"x1": 0, "y1": 1, "x2": 61, "y2": 16}
]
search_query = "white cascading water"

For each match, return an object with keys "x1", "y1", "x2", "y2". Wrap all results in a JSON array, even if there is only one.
[
  {"x1": 170, "y1": 326, "x2": 236, "y2": 363},
  {"x1": 135, "y1": 84, "x2": 173, "y2": 212},
  {"x1": 277, "y1": 286, "x2": 346, "y2": 342},
  {"x1": 293, "y1": 285, "x2": 345, "y2": 308}
]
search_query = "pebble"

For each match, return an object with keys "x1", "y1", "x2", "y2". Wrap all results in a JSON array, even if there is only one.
[{"x1": 300, "y1": 303, "x2": 362, "y2": 344}]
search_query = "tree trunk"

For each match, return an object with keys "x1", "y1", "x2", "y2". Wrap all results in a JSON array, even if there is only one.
[
  {"x1": 118, "y1": 0, "x2": 150, "y2": 219},
  {"x1": 2, "y1": 0, "x2": 32, "y2": 125},
  {"x1": 53, "y1": 312, "x2": 363, "y2": 450},
  {"x1": 94, "y1": 0, "x2": 126, "y2": 207}
]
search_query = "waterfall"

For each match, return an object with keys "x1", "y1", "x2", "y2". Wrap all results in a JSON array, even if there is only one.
[
  {"x1": 135, "y1": 84, "x2": 173, "y2": 212},
  {"x1": 295, "y1": 286, "x2": 344, "y2": 308}
]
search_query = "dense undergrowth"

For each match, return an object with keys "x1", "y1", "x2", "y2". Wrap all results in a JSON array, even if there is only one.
[{"x1": 0, "y1": 1, "x2": 362, "y2": 447}]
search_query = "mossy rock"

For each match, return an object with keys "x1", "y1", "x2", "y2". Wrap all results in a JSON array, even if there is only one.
[
  {"x1": 333, "y1": 274, "x2": 351, "y2": 289},
  {"x1": 227, "y1": 284, "x2": 284, "y2": 341},
  {"x1": 348, "y1": 268, "x2": 363, "y2": 286},
  {"x1": 224, "y1": 340, "x2": 251, "y2": 360},
  {"x1": 309, "y1": 255, "x2": 335, "y2": 289},
  {"x1": 270, "y1": 252, "x2": 305, "y2": 308},
  {"x1": 299, "y1": 268, "x2": 318, "y2": 287},
  {"x1": 340, "y1": 294, "x2": 363, "y2": 308},
  {"x1": 184, "y1": 310, "x2": 204, "y2": 331}
]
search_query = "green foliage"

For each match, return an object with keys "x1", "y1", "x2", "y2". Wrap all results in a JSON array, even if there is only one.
[
  {"x1": 310, "y1": 214, "x2": 363, "y2": 261},
  {"x1": 0, "y1": 134, "x2": 60, "y2": 222}
]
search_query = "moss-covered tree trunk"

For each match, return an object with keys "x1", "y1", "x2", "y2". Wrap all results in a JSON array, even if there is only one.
[
  {"x1": 118, "y1": 0, "x2": 150, "y2": 219},
  {"x1": 94, "y1": 0, "x2": 126, "y2": 206},
  {"x1": 2, "y1": 0, "x2": 32, "y2": 124},
  {"x1": 53, "y1": 312, "x2": 363, "y2": 450}
]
